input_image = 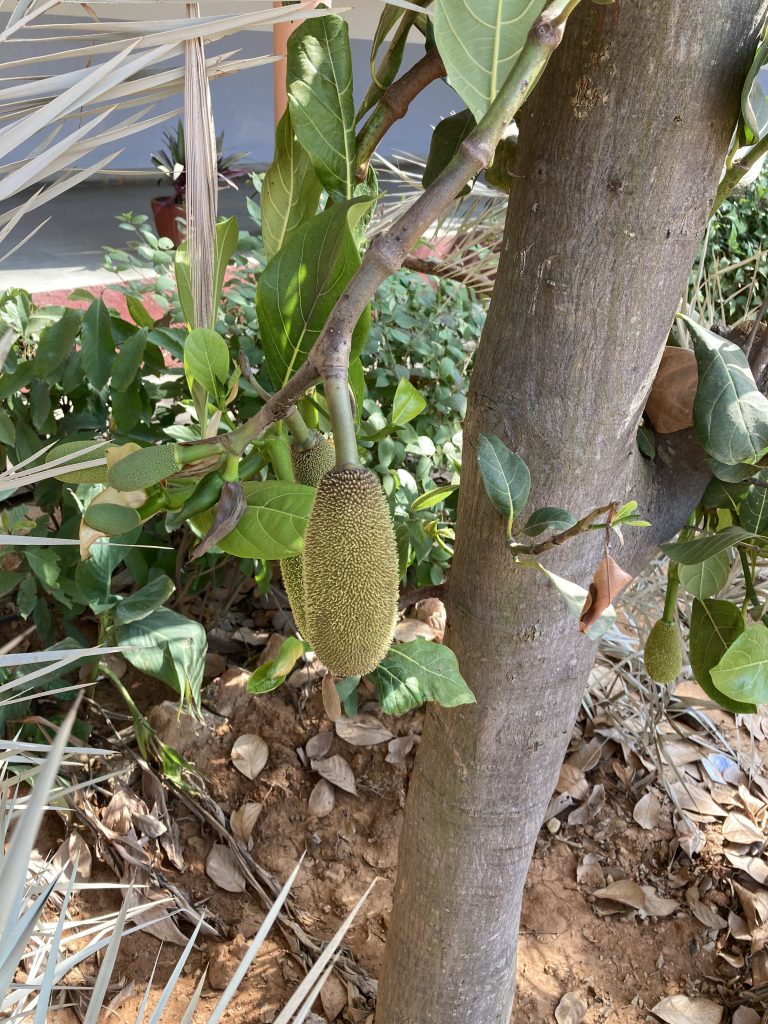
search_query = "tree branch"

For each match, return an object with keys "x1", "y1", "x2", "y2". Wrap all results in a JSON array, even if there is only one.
[
  {"x1": 355, "y1": 47, "x2": 446, "y2": 182},
  {"x1": 711, "y1": 132, "x2": 768, "y2": 214}
]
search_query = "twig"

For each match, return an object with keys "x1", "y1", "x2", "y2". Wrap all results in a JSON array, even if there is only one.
[
  {"x1": 355, "y1": 47, "x2": 446, "y2": 182},
  {"x1": 745, "y1": 292, "x2": 768, "y2": 358},
  {"x1": 402, "y1": 253, "x2": 495, "y2": 295},
  {"x1": 511, "y1": 502, "x2": 619, "y2": 557},
  {"x1": 711, "y1": 132, "x2": 768, "y2": 214}
]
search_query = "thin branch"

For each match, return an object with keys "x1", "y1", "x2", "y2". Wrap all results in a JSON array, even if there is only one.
[
  {"x1": 398, "y1": 583, "x2": 447, "y2": 611},
  {"x1": 355, "y1": 47, "x2": 446, "y2": 182},
  {"x1": 511, "y1": 502, "x2": 619, "y2": 557},
  {"x1": 711, "y1": 132, "x2": 768, "y2": 214},
  {"x1": 744, "y1": 291, "x2": 768, "y2": 359},
  {"x1": 402, "y1": 253, "x2": 495, "y2": 295}
]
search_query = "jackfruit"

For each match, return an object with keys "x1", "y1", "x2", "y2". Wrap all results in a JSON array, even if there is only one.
[
  {"x1": 45, "y1": 439, "x2": 110, "y2": 484},
  {"x1": 280, "y1": 434, "x2": 336, "y2": 635},
  {"x1": 302, "y1": 465, "x2": 399, "y2": 676},
  {"x1": 83, "y1": 502, "x2": 141, "y2": 535},
  {"x1": 644, "y1": 619, "x2": 682, "y2": 683},
  {"x1": 109, "y1": 443, "x2": 179, "y2": 491}
]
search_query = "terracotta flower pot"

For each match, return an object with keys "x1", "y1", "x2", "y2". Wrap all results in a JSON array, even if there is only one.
[{"x1": 151, "y1": 197, "x2": 186, "y2": 247}]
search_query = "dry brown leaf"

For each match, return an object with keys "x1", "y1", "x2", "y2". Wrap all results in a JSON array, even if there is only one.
[
  {"x1": 336, "y1": 714, "x2": 394, "y2": 747},
  {"x1": 206, "y1": 844, "x2": 246, "y2": 893},
  {"x1": 322, "y1": 674, "x2": 342, "y2": 721},
  {"x1": 752, "y1": 948, "x2": 768, "y2": 986},
  {"x1": 734, "y1": 882, "x2": 768, "y2": 931},
  {"x1": 671, "y1": 782, "x2": 726, "y2": 819},
  {"x1": 231, "y1": 802, "x2": 262, "y2": 845},
  {"x1": 556, "y1": 764, "x2": 589, "y2": 801},
  {"x1": 732, "y1": 1008, "x2": 760, "y2": 1024},
  {"x1": 320, "y1": 972, "x2": 347, "y2": 1022},
  {"x1": 567, "y1": 738, "x2": 604, "y2": 772},
  {"x1": 53, "y1": 834, "x2": 92, "y2": 882},
  {"x1": 567, "y1": 783, "x2": 605, "y2": 825},
  {"x1": 633, "y1": 791, "x2": 661, "y2": 830},
  {"x1": 386, "y1": 734, "x2": 417, "y2": 764},
  {"x1": 311, "y1": 755, "x2": 356, "y2": 795},
  {"x1": 593, "y1": 879, "x2": 646, "y2": 911},
  {"x1": 414, "y1": 597, "x2": 446, "y2": 639},
  {"x1": 394, "y1": 618, "x2": 437, "y2": 642},
  {"x1": 308, "y1": 779, "x2": 335, "y2": 817},
  {"x1": 641, "y1": 886, "x2": 678, "y2": 918},
  {"x1": 554, "y1": 992, "x2": 587, "y2": 1024},
  {"x1": 686, "y1": 889, "x2": 727, "y2": 930},
  {"x1": 305, "y1": 731, "x2": 334, "y2": 760},
  {"x1": 674, "y1": 811, "x2": 705, "y2": 857},
  {"x1": 645, "y1": 346, "x2": 698, "y2": 433},
  {"x1": 723, "y1": 850, "x2": 768, "y2": 885},
  {"x1": 579, "y1": 556, "x2": 633, "y2": 634},
  {"x1": 576, "y1": 854, "x2": 605, "y2": 889},
  {"x1": 717, "y1": 947, "x2": 745, "y2": 969},
  {"x1": 231, "y1": 734, "x2": 268, "y2": 780},
  {"x1": 651, "y1": 995, "x2": 722, "y2": 1024},
  {"x1": 102, "y1": 788, "x2": 148, "y2": 835},
  {"x1": 124, "y1": 887, "x2": 188, "y2": 946},
  {"x1": 722, "y1": 812, "x2": 763, "y2": 845}
]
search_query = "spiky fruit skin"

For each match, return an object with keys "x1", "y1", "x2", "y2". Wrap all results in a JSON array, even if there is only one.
[
  {"x1": 644, "y1": 620, "x2": 682, "y2": 683},
  {"x1": 280, "y1": 435, "x2": 336, "y2": 636},
  {"x1": 46, "y1": 440, "x2": 110, "y2": 484},
  {"x1": 302, "y1": 465, "x2": 398, "y2": 676},
  {"x1": 109, "y1": 444, "x2": 179, "y2": 491}
]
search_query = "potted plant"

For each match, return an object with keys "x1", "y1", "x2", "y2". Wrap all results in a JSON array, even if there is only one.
[{"x1": 150, "y1": 120, "x2": 248, "y2": 246}]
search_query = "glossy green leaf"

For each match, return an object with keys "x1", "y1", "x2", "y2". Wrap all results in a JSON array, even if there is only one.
[
  {"x1": 248, "y1": 636, "x2": 307, "y2": 694},
  {"x1": 369, "y1": 638, "x2": 475, "y2": 715},
  {"x1": 287, "y1": 14, "x2": 355, "y2": 200},
  {"x1": 711, "y1": 622, "x2": 768, "y2": 706},
  {"x1": 391, "y1": 378, "x2": 427, "y2": 427},
  {"x1": 257, "y1": 198, "x2": 373, "y2": 389},
  {"x1": 423, "y1": 109, "x2": 476, "y2": 192},
  {"x1": 32, "y1": 308, "x2": 81, "y2": 378},
  {"x1": 83, "y1": 503, "x2": 141, "y2": 535},
  {"x1": 684, "y1": 315, "x2": 768, "y2": 466},
  {"x1": 175, "y1": 241, "x2": 194, "y2": 328},
  {"x1": 183, "y1": 328, "x2": 230, "y2": 396},
  {"x1": 689, "y1": 599, "x2": 755, "y2": 714},
  {"x1": 637, "y1": 423, "x2": 656, "y2": 459},
  {"x1": 117, "y1": 608, "x2": 205, "y2": 708},
  {"x1": 702, "y1": 477, "x2": 748, "y2": 512},
  {"x1": 213, "y1": 217, "x2": 238, "y2": 316},
  {"x1": 522, "y1": 507, "x2": 577, "y2": 537},
  {"x1": 434, "y1": 0, "x2": 546, "y2": 122},
  {"x1": 126, "y1": 293, "x2": 155, "y2": 329},
  {"x1": 706, "y1": 456, "x2": 758, "y2": 483},
  {"x1": 357, "y1": 6, "x2": 419, "y2": 124},
  {"x1": 476, "y1": 433, "x2": 531, "y2": 535},
  {"x1": 111, "y1": 329, "x2": 147, "y2": 392},
  {"x1": 261, "y1": 109, "x2": 322, "y2": 261},
  {"x1": 661, "y1": 526, "x2": 753, "y2": 565},
  {"x1": 678, "y1": 549, "x2": 731, "y2": 599},
  {"x1": 114, "y1": 574, "x2": 175, "y2": 626},
  {"x1": 80, "y1": 299, "x2": 115, "y2": 389},
  {"x1": 740, "y1": 470, "x2": 768, "y2": 535},
  {"x1": 742, "y1": 36, "x2": 768, "y2": 141},
  {"x1": 192, "y1": 480, "x2": 315, "y2": 560},
  {"x1": 410, "y1": 483, "x2": 460, "y2": 512},
  {"x1": 536, "y1": 564, "x2": 616, "y2": 640}
]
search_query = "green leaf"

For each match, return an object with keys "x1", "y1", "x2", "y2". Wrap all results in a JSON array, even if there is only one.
[
  {"x1": 689, "y1": 599, "x2": 755, "y2": 714},
  {"x1": 637, "y1": 423, "x2": 656, "y2": 459},
  {"x1": 287, "y1": 14, "x2": 356, "y2": 200},
  {"x1": 184, "y1": 328, "x2": 230, "y2": 396},
  {"x1": 357, "y1": 7, "x2": 418, "y2": 124},
  {"x1": 83, "y1": 503, "x2": 142, "y2": 535},
  {"x1": 434, "y1": 0, "x2": 546, "y2": 122},
  {"x1": 742, "y1": 36, "x2": 768, "y2": 141},
  {"x1": 111, "y1": 330, "x2": 147, "y2": 392},
  {"x1": 25, "y1": 546, "x2": 60, "y2": 589},
  {"x1": 706, "y1": 456, "x2": 758, "y2": 483},
  {"x1": 535, "y1": 564, "x2": 616, "y2": 640},
  {"x1": 661, "y1": 526, "x2": 754, "y2": 565},
  {"x1": 261, "y1": 109, "x2": 322, "y2": 261},
  {"x1": 476, "y1": 433, "x2": 531, "y2": 535},
  {"x1": 80, "y1": 299, "x2": 115, "y2": 389},
  {"x1": 683, "y1": 315, "x2": 768, "y2": 466},
  {"x1": 410, "y1": 483, "x2": 460, "y2": 512},
  {"x1": 522, "y1": 507, "x2": 577, "y2": 537},
  {"x1": 213, "y1": 217, "x2": 238, "y2": 314},
  {"x1": 116, "y1": 608, "x2": 205, "y2": 708},
  {"x1": 175, "y1": 241, "x2": 194, "y2": 328},
  {"x1": 711, "y1": 622, "x2": 768, "y2": 706},
  {"x1": 257, "y1": 198, "x2": 373, "y2": 389},
  {"x1": 32, "y1": 308, "x2": 81, "y2": 378},
  {"x1": 247, "y1": 636, "x2": 307, "y2": 694},
  {"x1": 115, "y1": 574, "x2": 176, "y2": 626},
  {"x1": 678, "y1": 549, "x2": 731, "y2": 600},
  {"x1": 369, "y1": 639, "x2": 475, "y2": 715},
  {"x1": 126, "y1": 293, "x2": 155, "y2": 329},
  {"x1": 391, "y1": 378, "x2": 427, "y2": 427},
  {"x1": 192, "y1": 480, "x2": 315, "y2": 560},
  {"x1": 0, "y1": 410, "x2": 15, "y2": 446},
  {"x1": 0, "y1": 570, "x2": 23, "y2": 598},
  {"x1": 16, "y1": 574, "x2": 37, "y2": 619},
  {"x1": 111, "y1": 383, "x2": 144, "y2": 432},
  {"x1": 739, "y1": 470, "x2": 768, "y2": 535},
  {"x1": 702, "y1": 477, "x2": 748, "y2": 512},
  {"x1": 423, "y1": 109, "x2": 476, "y2": 191}
]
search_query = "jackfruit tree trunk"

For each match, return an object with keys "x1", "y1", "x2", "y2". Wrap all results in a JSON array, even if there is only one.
[{"x1": 376, "y1": 3, "x2": 766, "y2": 1023}]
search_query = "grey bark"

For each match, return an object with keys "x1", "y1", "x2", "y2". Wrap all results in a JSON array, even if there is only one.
[{"x1": 376, "y1": 3, "x2": 767, "y2": 1023}]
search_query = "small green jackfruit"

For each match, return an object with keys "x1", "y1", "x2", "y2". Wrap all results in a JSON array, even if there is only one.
[
  {"x1": 280, "y1": 434, "x2": 336, "y2": 635},
  {"x1": 109, "y1": 444, "x2": 179, "y2": 491},
  {"x1": 302, "y1": 465, "x2": 398, "y2": 676},
  {"x1": 83, "y1": 502, "x2": 142, "y2": 535},
  {"x1": 644, "y1": 619, "x2": 682, "y2": 683},
  {"x1": 45, "y1": 439, "x2": 110, "y2": 484}
]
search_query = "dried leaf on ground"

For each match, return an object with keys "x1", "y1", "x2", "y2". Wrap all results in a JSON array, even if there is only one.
[
  {"x1": 320, "y1": 972, "x2": 348, "y2": 1021},
  {"x1": 336, "y1": 714, "x2": 394, "y2": 747},
  {"x1": 568, "y1": 738, "x2": 604, "y2": 772},
  {"x1": 308, "y1": 779, "x2": 335, "y2": 817},
  {"x1": 124, "y1": 886, "x2": 188, "y2": 946},
  {"x1": 311, "y1": 754, "x2": 356, "y2": 795},
  {"x1": 593, "y1": 879, "x2": 647, "y2": 911},
  {"x1": 206, "y1": 843, "x2": 247, "y2": 893},
  {"x1": 734, "y1": 882, "x2": 768, "y2": 931},
  {"x1": 576, "y1": 854, "x2": 605, "y2": 889},
  {"x1": 729, "y1": 911, "x2": 751, "y2": 941},
  {"x1": 386, "y1": 734, "x2": 417, "y2": 764},
  {"x1": 554, "y1": 992, "x2": 587, "y2": 1024},
  {"x1": 686, "y1": 888, "x2": 727, "y2": 930},
  {"x1": 641, "y1": 886, "x2": 678, "y2": 917},
  {"x1": 103, "y1": 788, "x2": 148, "y2": 835},
  {"x1": 722, "y1": 812, "x2": 764, "y2": 844},
  {"x1": 53, "y1": 833, "x2": 92, "y2": 882},
  {"x1": 723, "y1": 850, "x2": 768, "y2": 884},
  {"x1": 556, "y1": 763, "x2": 589, "y2": 801},
  {"x1": 394, "y1": 617, "x2": 438, "y2": 642},
  {"x1": 231, "y1": 733, "x2": 269, "y2": 780},
  {"x1": 231, "y1": 802, "x2": 262, "y2": 844},
  {"x1": 651, "y1": 995, "x2": 722, "y2": 1024},
  {"x1": 568, "y1": 783, "x2": 605, "y2": 825},
  {"x1": 674, "y1": 811, "x2": 705, "y2": 857},
  {"x1": 645, "y1": 346, "x2": 698, "y2": 433},
  {"x1": 579, "y1": 556, "x2": 633, "y2": 634},
  {"x1": 633, "y1": 791, "x2": 661, "y2": 830},
  {"x1": 414, "y1": 597, "x2": 446, "y2": 639},
  {"x1": 732, "y1": 1008, "x2": 760, "y2": 1024},
  {"x1": 322, "y1": 674, "x2": 342, "y2": 721},
  {"x1": 305, "y1": 730, "x2": 334, "y2": 760}
]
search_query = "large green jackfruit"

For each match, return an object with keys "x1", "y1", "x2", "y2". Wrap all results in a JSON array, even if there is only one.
[
  {"x1": 280, "y1": 434, "x2": 335, "y2": 635},
  {"x1": 302, "y1": 465, "x2": 398, "y2": 676},
  {"x1": 644, "y1": 619, "x2": 682, "y2": 683},
  {"x1": 109, "y1": 443, "x2": 180, "y2": 491},
  {"x1": 45, "y1": 439, "x2": 110, "y2": 484}
]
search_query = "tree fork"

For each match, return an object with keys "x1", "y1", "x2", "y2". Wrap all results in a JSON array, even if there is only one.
[{"x1": 376, "y1": 3, "x2": 766, "y2": 1023}]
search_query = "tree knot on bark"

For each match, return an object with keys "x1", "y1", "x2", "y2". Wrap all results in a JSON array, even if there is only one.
[{"x1": 533, "y1": 17, "x2": 565, "y2": 50}]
